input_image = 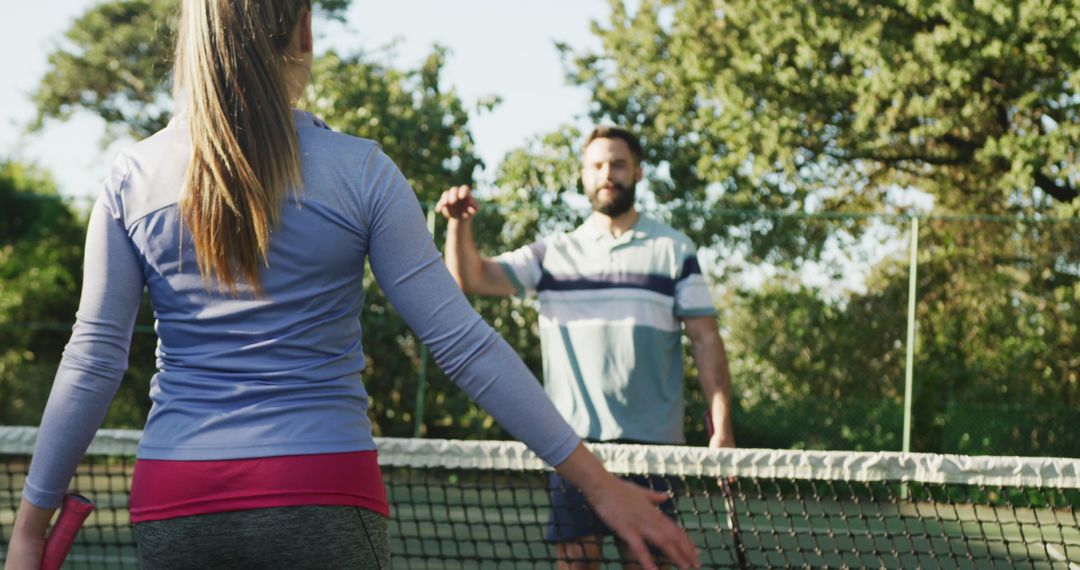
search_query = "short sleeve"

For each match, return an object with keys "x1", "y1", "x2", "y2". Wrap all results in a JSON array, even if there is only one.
[
  {"x1": 674, "y1": 252, "x2": 718, "y2": 318},
  {"x1": 493, "y1": 241, "x2": 546, "y2": 297}
]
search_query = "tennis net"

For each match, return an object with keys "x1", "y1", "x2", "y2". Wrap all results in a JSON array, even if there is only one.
[{"x1": 1, "y1": 426, "x2": 1078, "y2": 568}]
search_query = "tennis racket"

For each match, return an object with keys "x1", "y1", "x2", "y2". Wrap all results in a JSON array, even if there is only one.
[
  {"x1": 706, "y1": 412, "x2": 748, "y2": 569},
  {"x1": 40, "y1": 493, "x2": 95, "y2": 570}
]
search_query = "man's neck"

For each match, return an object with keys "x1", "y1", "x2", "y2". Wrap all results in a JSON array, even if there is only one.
[{"x1": 590, "y1": 208, "x2": 639, "y2": 238}]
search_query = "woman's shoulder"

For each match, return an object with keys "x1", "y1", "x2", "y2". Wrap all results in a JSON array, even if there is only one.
[
  {"x1": 295, "y1": 114, "x2": 394, "y2": 180},
  {"x1": 99, "y1": 122, "x2": 191, "y2": 228},
  {"x1": 294, "y1": 110, "x2": 380, "y2": 155}
]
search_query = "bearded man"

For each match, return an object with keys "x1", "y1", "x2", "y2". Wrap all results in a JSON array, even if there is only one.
[{"x1": 436, "y1": 125, "x2": 735, "y2": 569}]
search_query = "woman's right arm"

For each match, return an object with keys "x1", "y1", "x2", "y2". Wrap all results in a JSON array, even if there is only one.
[
  {"x1": 360, "y1": 149, "x2": 700, "y2": 569},
  {"x1": 359, "y1": 148, "x2": 578, "y2": 463}
]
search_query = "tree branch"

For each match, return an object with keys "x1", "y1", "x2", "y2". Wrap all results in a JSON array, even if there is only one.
[{"x1": 1034, "y1": 171, "x2": 1079, "y2": 203}]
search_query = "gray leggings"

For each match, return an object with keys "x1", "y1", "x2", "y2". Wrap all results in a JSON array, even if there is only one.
[{"x1": 134, "y1": 506, "x2": 389, "y2": 569}]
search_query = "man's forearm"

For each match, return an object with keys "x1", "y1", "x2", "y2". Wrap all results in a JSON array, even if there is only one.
[
  {"x1": 444, "y1": 218, "x2": 484, "y2": 292},
  {"x1": 691, "y1": 333, "x2": 736, "y2": 447}
]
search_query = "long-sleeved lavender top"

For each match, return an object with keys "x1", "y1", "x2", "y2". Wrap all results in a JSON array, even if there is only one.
[{"x1": 22, "y1": 110, "x2": 579, "y2": 508}]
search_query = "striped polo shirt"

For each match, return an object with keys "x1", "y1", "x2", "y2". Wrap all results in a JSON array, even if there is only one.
[{"x1": 495, "y1": 214, "x2": 717, "y2": 444}]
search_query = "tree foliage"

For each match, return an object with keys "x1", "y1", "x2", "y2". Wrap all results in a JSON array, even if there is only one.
[
  {"x1": 566, "y1": 0, "x2": 1080, "y2": 216},
  {"x1": 717, "y1": 216, "x2": 1080, "y2": 455},
  {"x1": 0, "y1": 163, "x2": 84, "y2": 425},
  {"x1": 552, "y1": 0, "x2": 1080, "y2": 453},
  {"x1": 0, "y1": 164, "x2": 161, "y2": 428},
  {"x1": 303, "y1": 47, "x2": 485, "y2": 203},
  {"x1": 12, "y1": 0, "x2": 1080, "y2": 456},
  {"x1": 31, "y1": 0, "x2": 352, "y2": 141}
]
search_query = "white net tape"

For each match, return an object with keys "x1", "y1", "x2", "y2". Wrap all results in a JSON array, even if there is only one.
[{"x1": 3, "y1": 426, "x2": 1078, "y2": 489}]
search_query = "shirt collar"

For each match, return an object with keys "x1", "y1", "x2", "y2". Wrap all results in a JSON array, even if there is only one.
[
  {"x1": 167, "y1": 108, "x2": 329, "y2": 131},
  {"x1": 292, "y1": 109, "x2": 331, "y2": 130},
  {"x1": 578, "y1": 213, "x2": 651, "y2": 243}
]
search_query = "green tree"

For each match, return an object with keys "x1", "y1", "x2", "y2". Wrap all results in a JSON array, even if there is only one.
[
  {"x1": 31, "y1": 0, "x2": 352, "y2": 141},
  {"x1": 0, "y1": 163, "x2": 160, "y2": 429},
  {"x1": 557, "y1": 0, "x2": 1080, "y2": 454},
  {"x1": 565, "y1": 0, "x2": 1079, "y2": 217},
  {"x1": 909, "y1": 218, "x2": 1080, "y2": 455},
  {"x1": 304, "y1": 47, "x2": 486, "y2": 204},
  {"x1": 0, "y1": 163, "x2": 84, "y2": 425},
  {"x1": 720, "y1": 216, "x2": 1080, "y2": 455}
]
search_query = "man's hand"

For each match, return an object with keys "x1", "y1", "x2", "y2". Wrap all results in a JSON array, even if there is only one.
[
  {"x1": 709, "y1": 430, "x2": 736, "y2": 449},
  {"x1": 684, "y1": 316, "x2": 736, "y2": 449},
  {"x1": 435, "y1": 185, "x2": 479, "y2": 221},
  {"x1": 705, "y1": 410, "x2": 735, "y2": 449}
]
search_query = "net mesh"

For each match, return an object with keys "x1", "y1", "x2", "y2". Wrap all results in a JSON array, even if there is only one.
[{"x1": 2, "y1": 428, "x2": 1078, "y2": 568}]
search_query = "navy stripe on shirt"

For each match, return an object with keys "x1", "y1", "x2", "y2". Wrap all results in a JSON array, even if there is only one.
[
  {"x1": 677, "y1": 256, "x2": 703, "y2": 283},
  {"x1": 537, "y1": 272, "x2": 676, "y2": 296}
]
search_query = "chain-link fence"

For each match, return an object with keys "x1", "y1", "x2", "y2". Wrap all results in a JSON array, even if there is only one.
[
  {"x1": 702, "y1": 211, "x2": 1079, "y2": 456},
  {"x1": 3, "y1": 194, "x2": 1078, "y2": 457}
]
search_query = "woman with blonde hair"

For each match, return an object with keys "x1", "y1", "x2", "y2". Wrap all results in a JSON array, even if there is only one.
[{"x1": 4, "y1": 1, "x2": 701, "y2": 569}]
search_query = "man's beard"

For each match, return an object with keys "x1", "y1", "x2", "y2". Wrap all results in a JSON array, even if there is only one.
[{"x1": 588, "y1": 180, "x2": 636, "y2": 217}]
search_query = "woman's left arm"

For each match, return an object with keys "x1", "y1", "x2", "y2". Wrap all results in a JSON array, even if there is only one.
[{"x1": 9, "y1": 188, "x2": 145, "y2": 566}]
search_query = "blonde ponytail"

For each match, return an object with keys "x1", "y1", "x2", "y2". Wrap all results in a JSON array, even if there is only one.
[{"x1": 174, "y1": 0, "x2": 310, "y2": 294}]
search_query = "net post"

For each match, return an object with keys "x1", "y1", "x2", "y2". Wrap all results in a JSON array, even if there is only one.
[
  {"x1": 902, "y1": 216, "x2": 919, "y2": 454},
  {"x1": 413, "y1": 206, "x2": 438, "y2": 438}
]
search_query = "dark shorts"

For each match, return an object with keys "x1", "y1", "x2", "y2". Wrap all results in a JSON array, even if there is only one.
[
  {"x1": 134, "y1": 505, "x2": 389, "y2": 569},
  {"x1": 545, "y1": 471, "x2": 680, "y2": 543}
]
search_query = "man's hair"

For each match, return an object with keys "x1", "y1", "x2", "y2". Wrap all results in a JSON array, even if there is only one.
[{"x1": 583, "y1": 126, "x2": 643, "y2": 166}]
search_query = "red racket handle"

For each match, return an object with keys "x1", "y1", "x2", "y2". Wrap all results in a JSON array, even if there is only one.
[
  {"x1": 704, "y1": 411, "x2": 715, "y2": 439},
  {"x1": 41, "y1": 494, "x2": 94, "y2": 570}
]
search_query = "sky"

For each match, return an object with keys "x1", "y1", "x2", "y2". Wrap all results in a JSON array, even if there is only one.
[{"x1": 0, "y1": 0, "x2": 615, "y2": 201}]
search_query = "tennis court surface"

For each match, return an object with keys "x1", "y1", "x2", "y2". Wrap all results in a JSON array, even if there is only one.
[{"x1": 2, "y1": 427, "x2": 1078, "y2": 568}]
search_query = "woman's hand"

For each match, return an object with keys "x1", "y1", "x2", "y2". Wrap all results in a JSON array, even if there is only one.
[
  {"x1": 554, "y1": 444, "x2": 701, "y2": 570},
  {"x1": 4, "y1": 499, "x2": 55, "y2": 570},
  {"x1": 587, "y1": 477, "x2": 701, "y2": 569}
]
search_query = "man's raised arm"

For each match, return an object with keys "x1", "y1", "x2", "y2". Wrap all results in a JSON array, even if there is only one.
[{"x1": 435, "y1": 185, "x2": 517, "y2": 296}]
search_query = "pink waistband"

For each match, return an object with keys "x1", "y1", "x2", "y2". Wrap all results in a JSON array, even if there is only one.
[{"x1": 130, "y1": 451, "x2": 388, "y2": 523}]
